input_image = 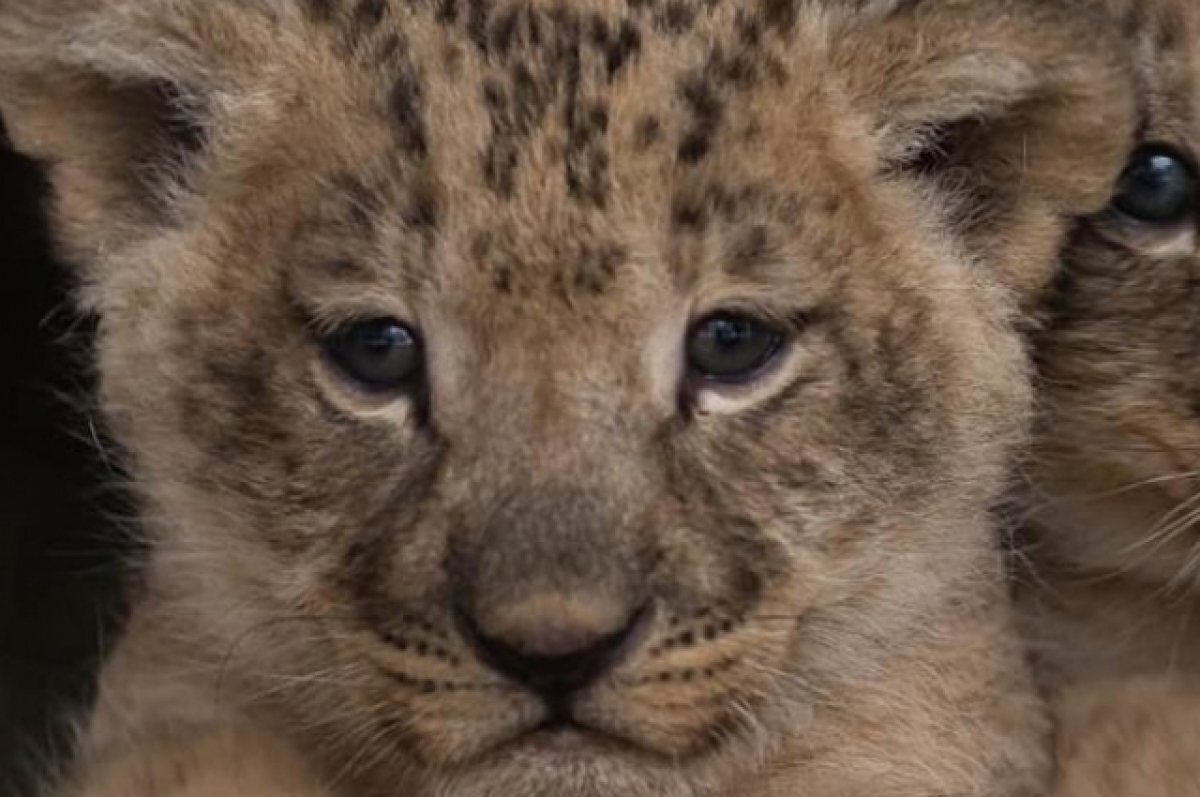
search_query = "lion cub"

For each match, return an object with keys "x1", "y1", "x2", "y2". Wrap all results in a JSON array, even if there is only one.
[
  {"x1": 0, "y1": 2, "x2": 1137, "y2": 796},
  {"x1": 1016, "y1": 1, "x2": 1200, "y2": 794}
]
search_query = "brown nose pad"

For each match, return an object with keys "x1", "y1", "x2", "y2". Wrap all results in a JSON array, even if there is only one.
[{"x1": 459, "y1": 596, "x2": 648, "y2": 704}]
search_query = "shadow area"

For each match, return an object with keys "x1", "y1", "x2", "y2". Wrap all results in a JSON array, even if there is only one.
[{"x1": 0, "y1": 124, "x2": 132, "y2": 796}]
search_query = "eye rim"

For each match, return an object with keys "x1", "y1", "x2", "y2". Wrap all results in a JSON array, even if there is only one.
[
  {"x1": 1109, "y1": 142, "x2": 1198, "y2": 226},
  {"x1": 319, "y1": 316, "x2": 424, "y2": 394},
  {"x1": 685, "y1": 311, "x2": 788, "y2": 386}
]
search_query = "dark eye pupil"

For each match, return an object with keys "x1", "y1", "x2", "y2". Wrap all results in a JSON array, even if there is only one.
[
  {"x1": 324, "y1": 318, "x2": 421, "y2": 390},
  {"x1": 1112, "y1": 145, "x2": 1197, "y2": 223},
  {"x1": 712, "y1": 318, "x2": 751, "y2": 347},
  {"x1": 688, "y1": 313, "x2": 783, "y2": 382}
]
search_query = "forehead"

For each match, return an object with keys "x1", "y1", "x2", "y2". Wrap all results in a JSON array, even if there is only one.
[
  {"x1": 299, "y1": 0, "x2": 861, "y2": 181},
  {"x1": 236, "y1": 1, "x2": 888, "y2": 317}
]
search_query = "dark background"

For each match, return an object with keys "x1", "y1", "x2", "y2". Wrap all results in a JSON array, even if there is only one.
[{"x1": 1, "y1": 127, "x2": 129, "y2": 796}]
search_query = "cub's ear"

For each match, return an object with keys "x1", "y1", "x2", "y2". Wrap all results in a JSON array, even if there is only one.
[
  {"x1": 840, "y1": 2, "x2": 1140, "y2": 301},
  {"x1": 0, "y1": 1, "x2": 282, "y2": 264}
]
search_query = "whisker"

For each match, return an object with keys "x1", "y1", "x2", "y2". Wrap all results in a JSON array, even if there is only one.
[{"x1": 213, "y1": 614, "x2": 344, "y2": 708}]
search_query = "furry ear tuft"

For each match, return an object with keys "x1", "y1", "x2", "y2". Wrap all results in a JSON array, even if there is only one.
[
  {"x1": 840, "y1": 1, "x2": 1140, "y2": 300},
  {"x1": 0, "y1": 1, "x2": 285, "y2": 262}
]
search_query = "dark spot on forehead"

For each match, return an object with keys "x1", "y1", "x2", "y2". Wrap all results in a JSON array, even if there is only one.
[
  {"x1": 390, "y1": 67, "x2": 429, "y2": 158},
  {"x1": 656, "y1": 2, "x2": 697, "y2": 35},
  {"x1": 672, "y1": 192, "x2": 710, "y2": 233},
  {"x1": 568, "y1": 241, "x2": 627, "y2": 297},
  {"x1": 436, "y1": 0, "x2": 459, "y2": 24},
  {"x1": 489, "y1": 4, "x2": 556, "y2": 56},
  {"x1": 351, "y1": 0, "x2": 388, "y2": 38},
  {"x1": 491, "y1": 7, "x2": 522, "y2": 54},
  {"x1": 677, "y1": 71, "x2": 724, "y2": 164},
  {"x1": 492, "y1": 266, "x2": 514, "y2": 294},
  {"x1": 735, "y1": 9, "x2": 763, "y2": 45},
  {"x1": 717, "y1": 51, "x2": 760, "y2": 87},
  {"x1": 467, "y1": 0, "x2": 492, "y2": 51},
  {"x1": 402, "y1": 179, "x2": 440, "y2": 233},
  {"x1": 303, "y1": 0, "x2": 338, "y2": 23},
  {"x1": 469, "y1": 228, "x2": 522, "y2": 295},
  {"x1": 554, "y1": 13, "x2": 611, "y2": 207},
  {"x1": 680, "y1": 72, "x2": 723, "y2": 131},
  {"x1": 483, "y1": 140, "x2": 519, "y2": 196},
  {"x1": 565, "y1": 99, "x2": 612, "y2": 206},
  {"x1": 634, "y1": 115, "x2": 663, "y2": 150},
  {"x1": 604, "y1": 20, "x2": 642, "y2": 79},
  {"x1": 760, "y1": 0, "x2": 798, "y2": 34},
  {"x1": 480, "y1": 64, "x2": 559, "y2": 196},
  {"x1": 377, "y1": 32, "x2": 402, "y2": 64}
]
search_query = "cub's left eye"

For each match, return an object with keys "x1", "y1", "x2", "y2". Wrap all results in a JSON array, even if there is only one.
[
  {"x1": 1111, "y1": 144, "x2": 1197, "y2": 224},
  {"x1": 322, "y1": 318, "x2": 422, "y2": 392},
  {"x1": 687, "y1": 313, "x2": 785, "y2": 384}
]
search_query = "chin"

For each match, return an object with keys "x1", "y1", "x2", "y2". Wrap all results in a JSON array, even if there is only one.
[{"x1": 426, "y1": 730, "x2": 718, "y2": 797}]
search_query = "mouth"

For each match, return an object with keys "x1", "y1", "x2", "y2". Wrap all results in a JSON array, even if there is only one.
[
  {"x1": 432, "y1": 718, "x2": 707, "y2": 797},
  {"x1": 500, "y1": 704, "x2": 652, "y2": 760}
]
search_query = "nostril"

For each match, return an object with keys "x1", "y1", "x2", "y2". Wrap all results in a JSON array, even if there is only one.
[{"x1": 458, "y1": 599, "x2": 649, "y2": 700}]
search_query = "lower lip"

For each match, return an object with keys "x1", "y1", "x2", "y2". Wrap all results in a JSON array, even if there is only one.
[{"x1": 513, "y1": 726, "x2": 625, "y2": 758}]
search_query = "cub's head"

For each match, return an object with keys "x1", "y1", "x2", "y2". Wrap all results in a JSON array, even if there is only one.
[
  {"x1": 1028, "y1": 0, "x2": 1200, "y2": 588},
  {"x1": 0, "y1": 1, "x2": 1135, "y2": 795}
]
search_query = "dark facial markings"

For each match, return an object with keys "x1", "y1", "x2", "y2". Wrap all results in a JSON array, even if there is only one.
[
  {"x1": 655, "y1": 1, "x2": 697, "y2": 36},
  {"x1": 634, "y1": 114, "x2": 663, "y2": 150},
  {"x1": 562, "y1": 34, "x2": 610, "y2": 206},
  {"x1": 350, "y1": 0, "x2": 390, "y2": 45},
  {"x1": 673, "y1": 7, "x2": 791, "y2": 166},
  {"x1": 305, "y1": 0, "x2": 806, "y2": 214},
  {"x1": 760, "y1": 0, "x2": 799, "y2": 34},
  {"x1": 678, "y1": 71, "x2": 724, "y2": 165},
  {"x1": 387, "y1": 45, "x2": 430, "y2": 159},
  {"x1": 475, "y1": 6, "x2": 634, "y2": 204},
  {"x1": 303, "y1": 0, "x2": 338, "y2": 24},
  {"x1": 560, "y1": 240, "x2": 628, "y2": 299}
]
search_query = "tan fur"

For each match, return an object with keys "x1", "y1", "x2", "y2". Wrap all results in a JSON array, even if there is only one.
[
  {"x1": 0, "y1": 1, "x2": 1142, "y2": 796},
  {"x1": 1013, "y1": 0, "x2": 1200, "y2": 793},
  {"x1": 62, "y1": 726, "x2": 329, "y2": 797},
  {"x1": 1053, "y1": 677, "x2": 1200, "y2": 797}
]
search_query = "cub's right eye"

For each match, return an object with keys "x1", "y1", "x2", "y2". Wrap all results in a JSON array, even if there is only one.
[
  {"x1": 321, "y1": 318, "x2": 423, "y2": 392},
  {"x1": 1111, "y1": 144, "x2": 1197, "y2": 225},
  {"x1": 686, "y1": 312, "x2": 786, "y2": 385}
]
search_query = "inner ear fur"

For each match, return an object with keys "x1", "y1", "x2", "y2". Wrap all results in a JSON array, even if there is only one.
[
  {"x1": 841, "y1": 1, "x2": 1141, "y2": 301},
  {"x1": 0, "y1": 1, "x2": 286, "y2": 263}
]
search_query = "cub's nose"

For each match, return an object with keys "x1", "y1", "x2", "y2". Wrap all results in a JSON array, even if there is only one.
[{"x1": 459, "y1": 595, "x2": 648, "y2": 702}]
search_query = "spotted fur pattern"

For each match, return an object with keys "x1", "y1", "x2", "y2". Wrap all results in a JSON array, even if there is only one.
[{"x1": 0, "y1": 1, "x2": 1141, "y2": 796}]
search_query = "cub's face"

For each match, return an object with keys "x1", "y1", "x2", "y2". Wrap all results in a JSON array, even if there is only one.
[
  {"x1": 1030, "y1": 0, "x2": 1200, "y2": 587},
  {"x1": 0, "y1": 1, "x2": 1136, "y2": 795}
]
